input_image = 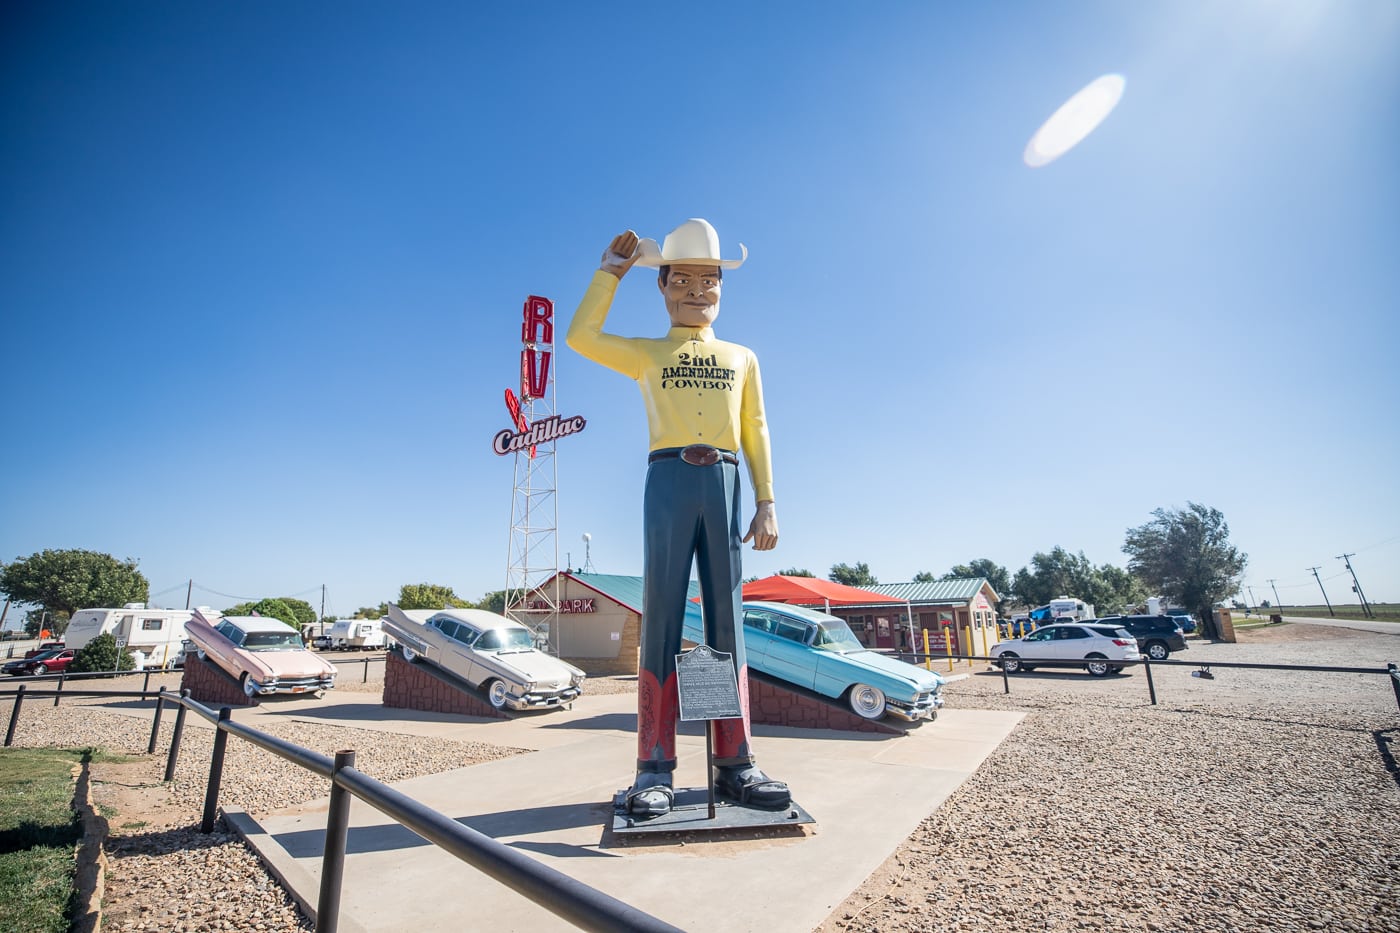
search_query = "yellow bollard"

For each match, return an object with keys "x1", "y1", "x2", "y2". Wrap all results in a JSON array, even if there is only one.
[
  {"x1": 945, "y1": 626, "x2": 954, "y2": 672},
  {"x1": 922, "y1": 629, "x2": 932, "y2": 671}
]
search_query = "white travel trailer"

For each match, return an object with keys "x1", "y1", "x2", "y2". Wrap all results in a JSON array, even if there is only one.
[
  {"x1": 64, "y1": 604, "x2": 195, "y2": 669},
  {"x1": 322, "y1": 618, "x2": 388, "y2": 650}
]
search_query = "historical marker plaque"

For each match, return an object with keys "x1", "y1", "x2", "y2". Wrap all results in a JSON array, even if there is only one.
[{"x1": 675, "y1": 645, "x2": 742, "y2": 722}]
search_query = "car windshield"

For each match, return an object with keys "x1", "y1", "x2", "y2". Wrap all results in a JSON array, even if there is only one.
[
  {"x1": 478, "y1": 628, "x2": 534, "y2": 652},
  {"x1": 811, "y1": 619, "x2": 865, "y2": 652},
  {"x1": 28, "y1": 650, "x2": 61, "y2": 661},
  {"x1": 243, "y1": 631, "x2": 306, "y2": 651}
]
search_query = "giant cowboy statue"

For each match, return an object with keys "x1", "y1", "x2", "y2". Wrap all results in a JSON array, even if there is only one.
[{"x1": 567, "y1": 219, "x2": 790, "y2": 818}]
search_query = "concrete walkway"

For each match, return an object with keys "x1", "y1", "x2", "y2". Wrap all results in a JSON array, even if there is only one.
[{"x1": 234, "y1": 692, "x2": 1023, "y2": 932}]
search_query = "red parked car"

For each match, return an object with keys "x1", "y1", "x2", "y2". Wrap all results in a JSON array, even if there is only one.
[{"x1": 3, "y1": 648, "x2": 77, "y2": 676}]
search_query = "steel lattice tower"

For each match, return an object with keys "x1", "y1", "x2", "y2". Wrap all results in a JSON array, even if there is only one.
[{"x1": 504, "y1": 296, "x2": 561, "y2": 652}]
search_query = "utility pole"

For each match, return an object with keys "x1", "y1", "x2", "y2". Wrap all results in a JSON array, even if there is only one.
[
  {"x1": 1267, "y1": 579, "x2": 1283, "y2": 613},
  {"x1": 1246, "y1": 586, "x2": 1258, "y2": 611},
  {"x1": 185, "y1": 579, "x2": 193, "y2": 610},
  {"x1": 1336, "y1": 553, "x2": 1373, "y2": 618},
  {"x1": 1307, "y1": 567, "x2": 1334, "y2": 616}
]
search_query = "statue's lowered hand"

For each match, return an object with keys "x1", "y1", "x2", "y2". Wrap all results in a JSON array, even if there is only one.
[{"x1": 743, "y1": 501, "x2": 778, "y2": 551}]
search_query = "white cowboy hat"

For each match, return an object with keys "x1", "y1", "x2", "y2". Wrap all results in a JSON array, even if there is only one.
[{"x1": 633, "y1": 218, "x2": 747, "y2": 269}]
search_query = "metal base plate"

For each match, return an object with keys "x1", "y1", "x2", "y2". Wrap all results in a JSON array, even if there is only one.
[{"x1": 610, "y1": 786, "x2": 814, "y2": 836}]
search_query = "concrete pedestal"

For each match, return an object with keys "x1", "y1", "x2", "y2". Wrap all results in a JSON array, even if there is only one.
[
  {"x1": 180, "y1": 654, "x2": 257, "y2": 707},
  {"x1": 747, "y1": 672, "x2": 903, "y2": 735},
  {"x1": 381, "y1": 651, "x2": 506, "y2": 719}
]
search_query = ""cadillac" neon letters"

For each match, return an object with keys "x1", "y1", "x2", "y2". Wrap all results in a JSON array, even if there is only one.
[{"x1": 494, "y1": 295, "x2": 587, "y2": 457}]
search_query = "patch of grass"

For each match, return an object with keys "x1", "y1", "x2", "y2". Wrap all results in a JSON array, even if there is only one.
[
  {"x1": 0, "y1": 747, "x2": 93, "y2": 933},
  {"x1": 1273, "y1": 604, "x2": 1400, "y2": 624}
]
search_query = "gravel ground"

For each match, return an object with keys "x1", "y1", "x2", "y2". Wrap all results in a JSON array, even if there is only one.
[
  {"x1": 4, "y1": 625, "x2": 1396, "y2": 932},
  {"x1": 4, "y1": 672, "x2": 529, "y2": 933},
  {"x1": 819, "y1": 623, "x2": 1400, "y2": 933}
]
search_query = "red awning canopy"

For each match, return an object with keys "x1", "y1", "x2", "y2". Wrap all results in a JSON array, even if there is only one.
[{"x1": 740, "y1": 575, "x2": 902, "y2": 607}]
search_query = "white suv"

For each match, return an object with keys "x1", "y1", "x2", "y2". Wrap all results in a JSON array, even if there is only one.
[{"x1": 990, "y1": 622, "x2": 1140, "y2": 677}]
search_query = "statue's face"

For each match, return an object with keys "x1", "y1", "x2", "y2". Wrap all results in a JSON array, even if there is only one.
[{"x1": 659, "y1": 264, "x2": 722, "y2": 328}]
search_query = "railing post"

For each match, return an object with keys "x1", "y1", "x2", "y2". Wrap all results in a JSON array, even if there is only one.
[
  {"x1": 1389, "y1": 662, "x2": 1399, "y2": 714},
  {"x1": 316, "y1": 749, "x2": 356, "y2": 933},
  {"x1": 165, "y1": 690, "x2": 190, "y2": 782},
  {"x1": 362, "y1": 657, "x2": 368, "y2": 684},
  {"x1": 1001, "y1": 658, "x2": 1010, "y2": 694},
  {"x1": 53, "y1": 671, "x2": 65, "y2": 707},
  {"x1": 1143, "y1": 658, "x2": 1158, "y2": 705},
  {"x1": 147, "y1": 687, "x2": 167, "y2": 754},
  {"x1": 142, "y1": 669, "x2": 152, "y2": 699},
  {"x1": 5, "y1": 684, "x2": 25, "y2": 747},
  {"x1": 201, "y1": 707, "x2": 232, "y2": 833}
]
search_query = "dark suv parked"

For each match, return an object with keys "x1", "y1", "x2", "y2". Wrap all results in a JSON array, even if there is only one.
[{"x1": 1094, "y1": 615, "x2": 1188, "y2": 660}]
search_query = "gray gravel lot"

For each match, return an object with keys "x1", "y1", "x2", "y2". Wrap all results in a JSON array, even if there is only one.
[
  {"x1": 820, "y1": 624, "x2": 1400, "y2": 932},
  {"x1": 3, "y1": 624, "x2": 1396, "y2": 932}
]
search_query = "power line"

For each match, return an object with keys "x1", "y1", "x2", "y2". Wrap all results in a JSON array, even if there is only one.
[{"x1": 190, "y1": 583, "x2": 260, "y2": 602}]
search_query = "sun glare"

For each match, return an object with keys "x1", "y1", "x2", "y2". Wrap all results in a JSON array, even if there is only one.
[{"x1": 1023, "y1": 73, "x2": 1126, "y2": 168}]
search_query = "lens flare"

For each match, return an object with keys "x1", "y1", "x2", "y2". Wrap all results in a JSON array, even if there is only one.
[{"x1": 1023, "y1": 74, "x2": 1126, "y2": 168}]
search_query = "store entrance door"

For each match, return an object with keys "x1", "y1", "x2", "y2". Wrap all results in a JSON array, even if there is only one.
[{"x1": 873, "y1": 616, "x2": 894, "y2": 649}]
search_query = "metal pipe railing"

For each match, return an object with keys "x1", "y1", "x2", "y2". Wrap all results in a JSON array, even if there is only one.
[
  {"x1": 1, "y1": 682, "x2": 680, "y2": 931},
  {"x1": 907, "y1": 652, "x2": 1400, "y2": 711},
  {"x1": 332, "y1": 765, "x2": 681, "y2": 932},
  {"x1": 318, "y1": 750, "x2": 356, "y2": 933}
]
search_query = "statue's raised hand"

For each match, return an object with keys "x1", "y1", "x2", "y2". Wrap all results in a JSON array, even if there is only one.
[{"x1": 600, "y1": 230, "x2": 640, "y2": 280}]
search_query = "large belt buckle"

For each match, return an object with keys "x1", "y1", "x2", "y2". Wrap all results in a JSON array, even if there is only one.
[{"x1": 680, "y1": 444, "x2": 720, "y2": 466}]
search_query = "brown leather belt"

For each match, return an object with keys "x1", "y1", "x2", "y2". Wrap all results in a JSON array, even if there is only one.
[{"x1": 649, "y1": 445, "x2": 738, "y2": 467}]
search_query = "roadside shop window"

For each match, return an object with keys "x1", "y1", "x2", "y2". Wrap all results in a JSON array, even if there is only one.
[{"x1": 141, "y1": 619, "x2": 163, "y2": 631}]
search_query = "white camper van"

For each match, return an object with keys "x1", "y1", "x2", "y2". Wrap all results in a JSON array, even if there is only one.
[
  {"x1": 64, "y1": 604, "x2": 195, "y2": 669},
  {"x1": 320, "y1": 618, "x2": 388, "y2": 650}
]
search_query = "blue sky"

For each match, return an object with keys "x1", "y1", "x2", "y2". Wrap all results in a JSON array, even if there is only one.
[{"x1": 2, "y1": 1, "x2": 1397, "y2": 618}]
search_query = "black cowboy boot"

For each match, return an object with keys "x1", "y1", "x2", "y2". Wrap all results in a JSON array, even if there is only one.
[
  {"x1": 714, "y1": 763, "x2": 790, "y2": 809},
  {"x1": 625, "y1": 760, "x2": 676, "y2": 817}
]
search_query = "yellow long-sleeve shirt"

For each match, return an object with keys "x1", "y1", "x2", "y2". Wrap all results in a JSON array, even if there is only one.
[{"x1": 566, "y1": 270, "x2": 775, "y2": 502}]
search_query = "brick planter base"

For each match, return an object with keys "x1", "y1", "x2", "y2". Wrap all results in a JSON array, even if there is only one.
[
  {"x1": 382, "y1": 651, "x2": 507, "y2": 719},
  {"x1": 180, "y1": 654, "x2": 257, "y2": 707},
  {"x1": 747, "y1": 672, "x2": 902, "y2": 735}
]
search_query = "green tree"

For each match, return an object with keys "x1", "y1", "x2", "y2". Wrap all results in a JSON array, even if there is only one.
[
  {"x1": 1010, "y1": 547, "x2": 1096, "y2": 608},
  {"x1": 1009, "y1": 548, "x2": 1142, "y2": 616},
  {"x1": 829, "y1": 562, "x2": 878, "y2": 587},
  {"x1": 68, "y1": 632, "x2": 134, "y2": 673},
  {"x1": 1095, "y1": 564, "x2": 1149, "y2": 615},
  {"x1": 912, "y1": 571, "x2": 937, "y2": 583},
  {"x1": 939, "y1": 559, "x2": 1013, "y2": 613},
  {"x1": 224, "y1": 596, "x2": 317, "y2": 628},
  {"x1": 473, "y1": 590, "x2": 507, "y2": 614},
  {"x1": 398, "y1": 583, "x2": 469, "y2": 611},
  {"x1": 775, "y1": 568, "x2": 815, "y2": 578},
  {"x1": 1123, "y1": 503, "x2": 1247, "y2": 639},
  {"x1": 278, "y1": 597, "x2": 317, "y2": 628},
  {"x1": 351, "y1": 603, "x2": 388, "y2": 619},
  {"x1": 223, "y1": 598, "x2": 301, "y2": 630},
  {"x1": 23, "y1": 608, "x2": 71, "y2": 638},
  {"x1": 0, "y1": 549, "x2": 149, "y2": 631}
]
